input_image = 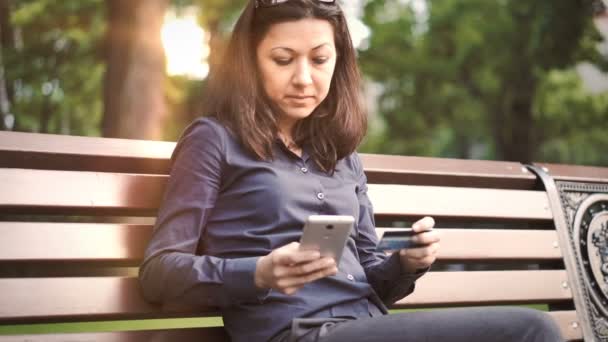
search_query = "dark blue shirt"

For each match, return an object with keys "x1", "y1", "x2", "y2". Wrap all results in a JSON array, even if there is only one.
[{"x1": 139, "y1": 117, "x2": 425, "y2": 342}]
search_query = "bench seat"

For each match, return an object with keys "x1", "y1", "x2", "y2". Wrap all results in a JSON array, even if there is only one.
[{"x1": 2, "y1": 131, "x2": 606, "y2": 341}]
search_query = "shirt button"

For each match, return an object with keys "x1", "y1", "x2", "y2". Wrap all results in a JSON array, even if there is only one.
[
  {"x1": 301, "y1": 167, "x2": 308, "y2": 173},
  {"x1": 347, "y1": 274, "x2": 354, "y2": 281},
  {"x1": 317, "y1": 192, "x2": 325, "y2": 200}
]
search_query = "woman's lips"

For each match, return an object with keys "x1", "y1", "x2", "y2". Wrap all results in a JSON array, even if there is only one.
[
  {"x1": 286, "y1": 95, "x2": 314, "y2": 99},
  {"x1": 285, "y1": 95, "x2": 315, "y2": 106}
]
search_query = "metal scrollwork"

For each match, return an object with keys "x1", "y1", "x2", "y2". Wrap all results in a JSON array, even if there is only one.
[{"x1": 558, "y1": 182, "x2": 608, "y2": 341}]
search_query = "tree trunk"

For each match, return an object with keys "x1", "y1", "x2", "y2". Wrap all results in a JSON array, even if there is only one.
[
  {"x1": 0, "y1": 0, "x2": 14, "y2": 131},
  {"x1": 103, "y1": 0, "x2": 168, "y2": 140},
  {"x1": 492, "y1": 5, "x2": 537, "y2": 164},
  {"x1": 187, "y1": 18, "x2": 224, "y2": 122},
  {"x1": 493, "y1": 77, "x2": 537, "y2": 164}
]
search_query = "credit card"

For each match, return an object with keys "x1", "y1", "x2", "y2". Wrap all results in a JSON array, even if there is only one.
[{"x1": 376, "y1": 229, "x2": 421, "y2": 252}]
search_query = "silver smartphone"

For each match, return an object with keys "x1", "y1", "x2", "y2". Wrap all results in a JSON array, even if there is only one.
[{"x1": 299, "y1": 215, "x2": 354, "y2": 264}]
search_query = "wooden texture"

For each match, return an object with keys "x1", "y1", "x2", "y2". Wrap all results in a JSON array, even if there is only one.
[
  {"x1": 535, "y1": 162, "x2": 608, "y2": 184},
  {"x1": 0, "y1": 271, "x2": 571, "y2": 323},
  {"x1": 377, "y1": 228, "x2": 562, "y2": 261},
  {"x1": 0, "y1": 169, "x2": 552, "y2": 220},
  {"x1": 0, "y1": 132, "x2": 537, "y2": 189},
  {"x1": 0, "y1": 131, "x2": 599, "y2": 341},
  {"x1": 368, "y1": 184, "x2": 553, "y2": 220},
  {"x1": 395, "y1": 270, "x2": 571, "y2": 308},
  {"x1": 1, "y1": 225, "x2": 561, "y2": 263},
  {"x1": 551, "y1": 310, "x2": 583, "y2": 341},
  {"x1": 0, "y1": 277, "x2": 215, "y2": 324},
  {"x1": 0, "y1": 327, "x2": 229, "y2": 342},
  {"x1": 0, "y1": 131, "x2": 174, "y2": 174},
  {"x1": 0, "y1": 311, "x2": 581, "y2": 342},
  {"x1": 0, "y1": 223, "x2": 151, "y2": 263},
  {"x1": 0, "y1": 131, "x2": 174, "y2": 159},
  {"x1": 0, "y1": 169, "x2": 165, "y2": 215},
  {"x1": 361, "y1": 153, "x2": 536, "y2": 189}
]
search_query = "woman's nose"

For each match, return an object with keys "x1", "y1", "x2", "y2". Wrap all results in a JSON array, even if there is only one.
[{"x1": 292, "y1": 61, "x2": 313, "y2": 86}]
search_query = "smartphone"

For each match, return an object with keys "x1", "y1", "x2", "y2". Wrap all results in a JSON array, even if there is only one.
[
  {"x1": 299, "y1": 215, "x2": 354, "y2": 264},
  {"x1": 376, "y1": 229, "x2": 421, "y2": 252}
]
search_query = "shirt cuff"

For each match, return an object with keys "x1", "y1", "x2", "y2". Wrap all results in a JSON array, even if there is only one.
[
  {"x1": 224, "y1": 256, "x2": 271, "y2": 304},
  {"x1": 386, "y1": 252, "x2": 429, "y2": 280}
]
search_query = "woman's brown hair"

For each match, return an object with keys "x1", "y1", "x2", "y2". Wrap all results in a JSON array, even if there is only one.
[{"x1": 203, "y1": 0, "x2": 367, "y2": 172}]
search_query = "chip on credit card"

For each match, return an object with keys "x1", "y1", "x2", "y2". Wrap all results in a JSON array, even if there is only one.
[{"x1": 376, "y1": 229, "x2": 422, "y2": 252}]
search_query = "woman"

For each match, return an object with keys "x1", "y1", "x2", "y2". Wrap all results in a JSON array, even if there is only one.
[{"x1": 139, "y1": 1, "x2": 563, "y2": 341}]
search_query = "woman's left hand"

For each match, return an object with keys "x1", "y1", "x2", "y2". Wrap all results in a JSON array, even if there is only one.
[{"x1": 398, "y1": 216, "x2": 440, "y2": 273}]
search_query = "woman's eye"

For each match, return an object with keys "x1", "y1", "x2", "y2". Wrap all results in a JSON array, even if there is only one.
[
  {"x1": 313, "y1": 57, "x2": 329, "y2": 65},
  {"x1": 274, "y1": 58, "x2": 292, "y2": 66}
]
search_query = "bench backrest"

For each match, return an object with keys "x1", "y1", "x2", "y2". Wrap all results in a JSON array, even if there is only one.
[{"x1": 2, "y1": 131, "x2": 607, "y2": 341}]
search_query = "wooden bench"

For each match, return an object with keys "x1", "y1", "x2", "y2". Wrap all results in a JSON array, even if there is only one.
[{"x1": 1, "y1": 130, "x2": 607, "y2": 341}]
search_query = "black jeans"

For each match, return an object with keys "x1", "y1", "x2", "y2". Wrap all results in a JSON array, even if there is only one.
[{"x1": 277, "y1": 307, "x2": 564, "y2": 342}]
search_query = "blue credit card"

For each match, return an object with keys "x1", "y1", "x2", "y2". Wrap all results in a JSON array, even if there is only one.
[{"x1": 376, "y1": 230, "x2": 421, "y2": 252}]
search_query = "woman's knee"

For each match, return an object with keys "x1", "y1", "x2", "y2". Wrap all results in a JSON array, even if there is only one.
[{"x1": 508, "y1": 308, "x2": 563, "y2": 341}]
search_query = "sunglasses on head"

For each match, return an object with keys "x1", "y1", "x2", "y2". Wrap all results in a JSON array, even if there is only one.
[{"x1": 255, "y1": 0, "x2": 335, "y2": 8}]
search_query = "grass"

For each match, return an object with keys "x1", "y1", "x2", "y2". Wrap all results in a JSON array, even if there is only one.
[
  {"x1": 0, "y1": 305, "x2": 548, "y2": 336},
  {"x1": 0, "y1": 317, "x2": 223, "y2": 335}
]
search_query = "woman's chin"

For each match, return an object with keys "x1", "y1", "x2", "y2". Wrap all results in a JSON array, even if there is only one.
[{"x1": 281, "y1": 107, "x2": 316, "y2": 121}]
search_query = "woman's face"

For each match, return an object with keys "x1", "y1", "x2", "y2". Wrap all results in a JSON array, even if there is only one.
[{"x1": 256, "y1": 18, "x2": 337, "y2": 131}]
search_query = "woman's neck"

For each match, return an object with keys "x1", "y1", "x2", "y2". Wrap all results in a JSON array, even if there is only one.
[
  {"x1": 277, "y1": 124, "x2": 302, "y2": 157},
  {"x1": 278, "y1": 119, "x2": 296, "y2": 145}
]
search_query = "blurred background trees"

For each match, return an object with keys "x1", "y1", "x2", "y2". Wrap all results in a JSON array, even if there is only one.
[{"x1": 1, "y1": 0, "x2": 607, "y2": 166}]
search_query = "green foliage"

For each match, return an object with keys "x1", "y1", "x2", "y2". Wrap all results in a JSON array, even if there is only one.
[
  {"x1": 162, "y1": 0, "x2": 247, "y2": 141},
  {"x1": 535, "y1": 69, "x2": 608, "y2": 165},
  {"x1": 359, "y1": 0, "x2": 608, "y2": 166},
  {"x1": 4, "y1": 0, "x2": 607, "y2": 166},
  {"x1": 5, "y1": 0, "x2": 105, "y2": 136}
]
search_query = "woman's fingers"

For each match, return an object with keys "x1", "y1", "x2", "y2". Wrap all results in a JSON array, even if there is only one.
[
  {"x1": 412, "y1": 216, "x2": 435, "y2": 233},
  {"x1": 276, "y1": 264, "x2": 338, "y2": 291},
  {"x1": 415, "y1": 230, "x2": 440, "y2": 245},
  {"x1": 274, "y1": 242, "x2": 321, "y2": 266},
  {"x1": 274, "y1": 257, "x2": 335, "y2": 278},
  {"x1": 400, "y1": 243, "x2": 440, "y2": 259},
  {"x1": 256, "y1": 241, "x2": 340, "y2": 295}
]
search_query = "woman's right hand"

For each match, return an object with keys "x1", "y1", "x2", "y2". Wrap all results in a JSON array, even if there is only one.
[{"x1": 255, "y1": 242, "x2": 337, "y2": 295}]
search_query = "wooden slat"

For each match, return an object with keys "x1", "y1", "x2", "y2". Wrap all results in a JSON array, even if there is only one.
[
  {"x1": 0, "y1": 224, "x2": 562, "y2": 263},
  {"x1": 362, "y1": 154, "x2": 537, "y2": 189},
  {"x1": 0, "y1": 169, "x2": 165, "y2": 215},
  {"x1": 395, "y1": 270, "x2": 571, "y2": 308},
  {"x1": 0, "y1": 271, "x2": 570, "y2": 323},
  {"x1": 0, "y1": 277, "x2": 219, "y2": 324},
  {"x1": 0, "y1": 312, "x2": 581, "y2": 342},
  {"x1": 0, "y1": 327, "x2": 229, "y2": 342},
  {"x1": 0, "y1": 132, "x2": 541, "y2": 189},
  {"x1": 0, "y1": 223, "x2": 152, "y2": 263},
  {"x1": 0, "y1": 132, "x2": 174, "y2": 159},
  {"x1": 377, "y1": 228, "x2": 562, "y2": 261},
  {"x1": 0, "y1": 131, "x2": 537, "y2": 190},
  {"x1": 535, "y1": 162, "x2": 608, "y2": 184},
  {"x1": 1, "y1": 170, "x2": 552, "y2": 220},
  {"x1": 368, "y1": 184, "x2": 553, "y2": 220},
  {"x1": 551, "y1": 310, "x2": 583, "y2": 341},
  {"x1": 0, "y1": 131, "x2": 174, "y2": 174}
]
